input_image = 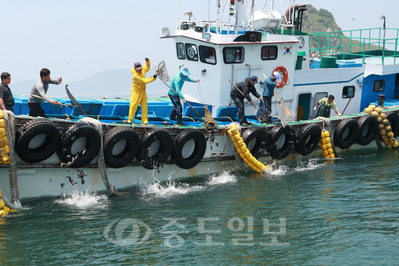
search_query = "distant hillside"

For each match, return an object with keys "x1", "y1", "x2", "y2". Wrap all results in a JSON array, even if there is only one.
[
  {"x1": 301, "y1": 4, "x2": 341, "y2": 34},
  {"x1": 300, "y1": 4, "x2": 382, "y2": 55}
]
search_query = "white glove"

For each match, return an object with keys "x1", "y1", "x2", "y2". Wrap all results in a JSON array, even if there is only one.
[
  {"x1": 194, "y1": 78, "x2": 200, "y2": 83},
  {"x1": 313, "y1": 106, "x2": 317, "y2": 111},
  {"x1": 181, "y1": 98, "x2": 187, "y2": 103}
]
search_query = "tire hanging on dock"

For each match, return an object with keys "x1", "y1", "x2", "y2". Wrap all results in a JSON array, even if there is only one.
[
  {"x1": 57, "y1": 123, "x2": 102, "y2": 168},
  {"x1": 333, "y1": 119, "x2": 359, "y2": 149},
  {"x1": 267, "y1": 125, "x2": 295, "y2": 160},
  {"x1": 172, "y1": 129, "x2": 206, "y2": 169},
  {"x1": 15, "y1": 119, "x2": 61, "y2": 163},
  {"x1": 295, "y1": 123, "x2": 322, "y2": 156},
  {"x1": 356, "y1": 115, "x2": 378, "y2": 146},
  {"x1": 137, "y1": 129, "x2": 173, "y2": 169},
  {"x1": 242, "y1": 127, "x2": 269, "y2": 159},
  {"x1": 103, "y1": 127, "x2": 139, "y2": 168}
]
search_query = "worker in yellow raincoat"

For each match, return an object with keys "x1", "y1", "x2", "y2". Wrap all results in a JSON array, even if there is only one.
[{"x1": 127, "y1": 58, "x2": 157, "y2": 124}]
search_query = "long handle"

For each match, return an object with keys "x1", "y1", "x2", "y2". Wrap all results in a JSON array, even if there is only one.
[
  {"x1": 227, "y1": 79, "x2": 258, "y2": 110},
  {"x1": 30, "y1": 94, "x2": 73, "y2": 108},
  {"x1": 341, "y1": 88, "x2": 356, "y2": 116},
  {"x1": 158, "y1": 78, "x2": 206, "y2": 120}
]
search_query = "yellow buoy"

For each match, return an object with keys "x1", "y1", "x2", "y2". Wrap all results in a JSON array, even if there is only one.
[{"x1": 364, "y1": 107, "x2": 372, "y2": 114}]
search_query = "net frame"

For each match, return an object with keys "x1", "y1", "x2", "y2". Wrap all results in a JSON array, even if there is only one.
[
  {"x1": 65, "y1": 85, "x2": 87, "y2": 115},
  {"x1": 255, "y1": 107, "x2": 271, "y2": 123},
  {"x1": 156, "y1": 61, "x2": 170, "y2": 82},
  {"x1": 279, "y1": 97, "x2": 296, "y2": 126}
]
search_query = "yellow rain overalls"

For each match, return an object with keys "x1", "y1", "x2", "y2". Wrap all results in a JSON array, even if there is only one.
[{"x1": 127, "y1": 60, "x2": 156, "y2": 123}]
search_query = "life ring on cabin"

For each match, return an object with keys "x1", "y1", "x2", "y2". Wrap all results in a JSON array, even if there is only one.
[
  {"x1": 273, "y1": 66, "x2": 289, "y2": 88},
  {"x1": 295, "y1": 123, "x2": 322, "y2": 156},
  {"x1": 57, "y1": 123, "x2": 102, "y2": 168},
  {"x1": 15, "y1": 119, "x2": 61, "y2": 163},
  {"x1": 385, "y1": 112, "x2": 399, "y2": 138},
  {"x1": 356, "y1": 115, "x2": 378, "y2": 146},
  {"x1": 267, "y1": 125, "x2": 295, "y2": 160},
  {"x1": 333, "y1": 119, "x2": 359, "y2": 149},
  {"x1": 137, "y1": 129, "x2": 173, "y2": 169},
  {"x1": 242, "y1": 127, "x2": 270, "y2": 159},
  {"x1": 103, "y1": 127, "x2": 139, "y2": 168},
  {"x1": 172, "y1": 129, "x2": 206, "y2": 169}
]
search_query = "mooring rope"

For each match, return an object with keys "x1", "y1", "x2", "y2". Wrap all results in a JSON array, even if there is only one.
[
  {"x1": 79, "y1": 117, "x2": 119, "y2": 195},
  {"x1": 3, "y1": 110, "x2": 22, "y2": 209}
]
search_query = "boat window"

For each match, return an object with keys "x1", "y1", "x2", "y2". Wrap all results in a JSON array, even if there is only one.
[
  {"x1": 342, "y1": 86, "x2": 356, "y2": 98},
  {"x1": 223, "y1": 47, "x2": 244, "y2": 64},
  {"x1": 261, "y1": 46, "x2": 278, "y2": 60},
  {"x1": 185, "y1": 43, "x2": 198, "y2": 61},
  {"x1": 176, "y1": 43, "x2": 186, "y2": 60},
  {"x1": 199, "y1": 46, "x2": 216, "y2": 65},
  {"x1": 373, "y1": 80, "x2": 385, "y2": 92}
]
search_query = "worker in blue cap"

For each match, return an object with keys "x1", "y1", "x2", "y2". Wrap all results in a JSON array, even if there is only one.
[
  {"x1": 230, "y1": 76, "x2": 262, "y2": 126},
  {"x1": 260, "y1": 72, "x2": 280, "y2": 113}
]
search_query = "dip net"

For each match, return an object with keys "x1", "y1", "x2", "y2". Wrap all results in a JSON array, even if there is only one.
[
  {"x1": 65, "y1": 85, "x2": 87, "y2": 115},
  {"x1": 156, "y1": 61, "x2": 170, "y2": 82},
  {"x1": 279, "y1": 97, "x2": 296, "y2": 126}
]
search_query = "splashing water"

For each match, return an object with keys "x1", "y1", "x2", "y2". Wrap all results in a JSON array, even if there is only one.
[
  {"x1": 267, "y1": 158, "x2": 325, "y2": 176},
  {"x1": 207, "y1": 171, "x2": 237, "y2": 185},
  {"x1": 140, "y1": 181, "x2": 205, "y2": 199},
  {"x1": 55, "y1": 190, "x2": 109, "y2": 208}
]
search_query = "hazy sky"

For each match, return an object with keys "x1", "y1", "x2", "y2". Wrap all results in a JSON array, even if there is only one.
[{"x1": 2, "y1": 0, "x2": 397, "y2": 85}]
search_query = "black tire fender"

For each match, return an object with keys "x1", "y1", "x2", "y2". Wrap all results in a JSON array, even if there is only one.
[
  {"x1": 15, "y1": 119, "x2": 61, "y2": 163},
  {"x1": 137, "y1": 129, "x2": 173, "y2": 169},
  {"x1": 385, "y1": 112, "x2": 399, "y2": 138},
  {"x1": 172, "y1": 129, "x2": 206, "y2": 169},
  {"x1": 296, "y1": 123, "x2": 322, "y2": 156},
  {"x1": 357, "y1": 115, "x2": 378, "y2": 146},
  {"x1": 267, "y1": 125, "x2": 295, "y2": 160},
  {"x1": 103, "y1": 126, "x2": 139, "y2": 168},
  {"x1": 333, "y1": 119, "x2": 359, "y2": 149},
  {"x1": 242, "y1": 127, "x2": 270, "y2": 158},
  {"x1": 57, "y1": 123, "x2": 102, "y2": 168}
]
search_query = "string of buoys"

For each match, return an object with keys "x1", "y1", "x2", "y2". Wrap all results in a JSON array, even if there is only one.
[
  {"x1": 227, "y1": 124, "x2": 268, "y2": 172},
  {"x1": 320, "y1": 130, "x2": 335, "y2": 159},
  {"x1": 0, "y1": 110, "x2": 11, "y2": 165},
  {"x1": 364, "y1": 105, "x2": 399, "y2": 149}
]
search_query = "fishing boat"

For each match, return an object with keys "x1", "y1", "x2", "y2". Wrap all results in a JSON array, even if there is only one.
[{"x1": 1, "y1": 0, "x2": 399, "y2": 209}]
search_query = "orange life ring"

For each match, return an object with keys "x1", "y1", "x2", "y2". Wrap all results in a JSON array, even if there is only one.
[{"x1": 273, "y1": 66, "x2": 288, "y2": 88}]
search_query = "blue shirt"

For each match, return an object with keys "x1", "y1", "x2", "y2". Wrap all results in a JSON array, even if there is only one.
[
  {"x1": 262, "y1": 77, "x2": 276, "y2": 97},
  {"x1": 168, "y1": 72, "x2": 195, "y2": 99}
]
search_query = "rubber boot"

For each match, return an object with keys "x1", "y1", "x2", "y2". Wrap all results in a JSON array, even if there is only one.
[{"x1": 176, "y1": 114, "x2": 186, "y2": 126}]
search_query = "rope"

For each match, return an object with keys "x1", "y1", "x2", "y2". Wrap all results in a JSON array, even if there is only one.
[
  {"x1": 3, "y1": 111, "x2": 22, "y2": 209},
  {"x1": 79, "y1": 117, "x2": 119, "y2": 196}
]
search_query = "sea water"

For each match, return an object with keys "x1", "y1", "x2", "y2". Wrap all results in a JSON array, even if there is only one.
[{"x1": 1, "y1": 147, "x2": 399, "y2": 265}]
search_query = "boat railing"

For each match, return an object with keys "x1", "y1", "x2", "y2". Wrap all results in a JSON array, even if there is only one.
[
  {"x1": 309, "y1": 28, "x2": 399, "y2": 65},
  {"x1": 179, "y1": 19, "x2": 249, "y2": 35}
]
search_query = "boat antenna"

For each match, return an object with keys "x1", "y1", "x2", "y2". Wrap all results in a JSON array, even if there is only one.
[
  {"x1": 207, "y1": 0, "x2": 210, "y2": 24},
  {"x1": 261, "y1": 0, "x2": 268, "y2": 10},
  {"x1": 177, "y1": 0, "x2": 181, "y2": 29},
  {"x1": 249, "y1": 0, "x2": 255, "y2": 30}
]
